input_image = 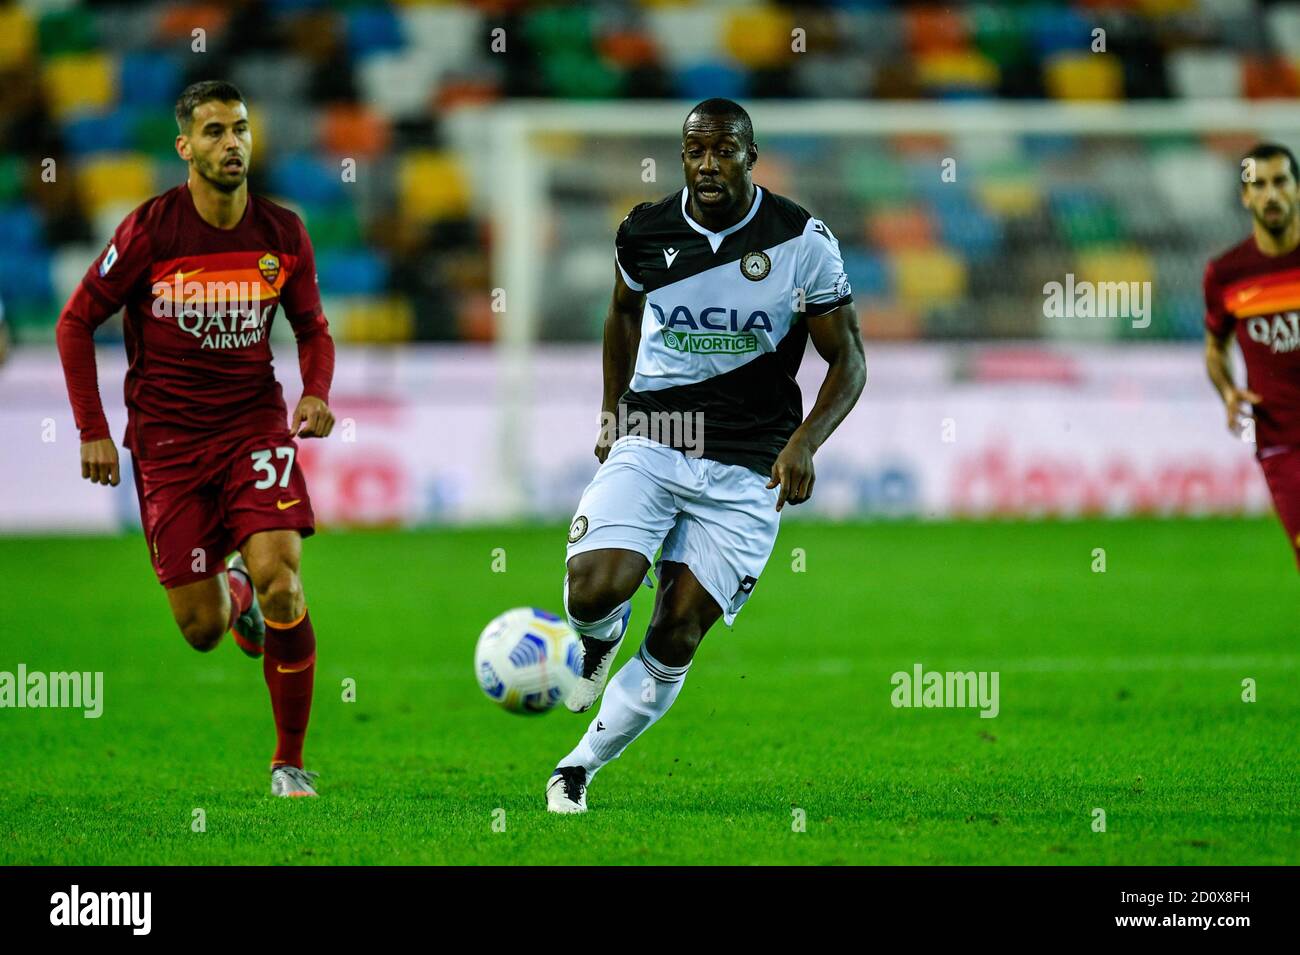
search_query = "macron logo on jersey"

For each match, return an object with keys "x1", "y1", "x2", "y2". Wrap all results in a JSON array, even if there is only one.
[
  {"x1": 99, "y1": 243, "x2": 118, "y2": 277},
  {"x1": 663, "y1": 247, "x2": 679, "y2": 268}
]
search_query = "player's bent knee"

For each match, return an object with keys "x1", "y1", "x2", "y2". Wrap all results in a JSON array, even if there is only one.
[
  {"x1": 645, "y1": 616, "x2": 704, "y2": 667},
  {"x1": 564, "y1": 573, "x2": 608, "y2": 623},
  {"x1": 566, "y1": 561, "x2": 626, "y2": 621},
  {"x1": 257, "y1": 565, "x2": 304, "y2": 622},
  {"x1": 566, "y1": 557, "x2": 636, "y2": 622},
  {"x1": 178, "y1": 611, "x2": 226, "y2": 652}
]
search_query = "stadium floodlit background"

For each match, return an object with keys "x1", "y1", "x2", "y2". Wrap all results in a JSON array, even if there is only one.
[
  {"x1": 0, "y1": 1, "x2": 1296, "y2": 867},
  {"x1": 2, "y1": 0, "x2": 1296, "y2": 528},
  {"x1": 5, "y1": 0, "x2": 1300, "y2": 346}
]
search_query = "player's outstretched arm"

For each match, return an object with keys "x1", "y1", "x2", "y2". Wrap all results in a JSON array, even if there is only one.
[
  {"x1": 595, "y1": 265, "x2": 645, "y2": 462},
  {"x1": 1204, "y1": 330, "x2": 1261, "y2": 433},
  {"x1": 767, "y1": 302, "x2": 866, "y2": 511},
  {"x1": 57, "y1": 293, "x2": 120, "y2": 486},
  {"x1": 58, "y1": 203, "x2": 154, "y2": 487}
]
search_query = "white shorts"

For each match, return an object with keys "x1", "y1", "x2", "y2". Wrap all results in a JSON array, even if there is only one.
[{"x1": 565, "y1": 436, "x2": 781, "y2": 626}]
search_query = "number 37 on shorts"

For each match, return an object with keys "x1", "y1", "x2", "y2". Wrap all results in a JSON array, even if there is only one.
[
  {"x1": 250, "y1": 446, "x2": 297, "y2": 490},
  {"x1": 234, "y1": 437, "x2": 315, "y2": 528}
]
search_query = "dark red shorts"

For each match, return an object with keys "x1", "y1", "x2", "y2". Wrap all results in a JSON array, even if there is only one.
[
  {"x1": 1260, "y1": 447, "x2": 1300, "y2": 570},
  {"x1": 131, "y1": 431, "x2": 315, "y2": 588}
]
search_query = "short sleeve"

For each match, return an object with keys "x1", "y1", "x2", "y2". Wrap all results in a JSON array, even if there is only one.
[
  {"x1": 80, "y1": 204, "x2": 154, "y2": 312},
  {"x1": 281, "y1": 214, "x2": 324, "y2": 321},
  {"x1": 614, "y1": 208, "x2": 645, "y2": 292},
  {"x1": 1203, "y1": 260, "x2": 1234, "y2": 338},
  {"x1": 798, "y1": 217, "x2": 852, "y2": 317}
]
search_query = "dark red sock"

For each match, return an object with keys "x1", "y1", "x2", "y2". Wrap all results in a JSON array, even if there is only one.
[
  {"x1": 262, "y1": 609, "x2": 317, "y2": 769},
  {"x1": 225, "y1": 567, "x2": 253, "y2": 631}
]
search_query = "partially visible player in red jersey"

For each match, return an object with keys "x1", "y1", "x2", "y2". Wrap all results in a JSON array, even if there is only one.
[
  {"x1": 56, "y1": 80, "x2": 336, "y2": 797},
  {"x1": 1205, "y1": 142, "x2": 1300, "y2": 569}
]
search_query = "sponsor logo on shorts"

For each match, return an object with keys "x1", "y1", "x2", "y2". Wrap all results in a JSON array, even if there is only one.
[
  {"x1": 568, "y1": 515, "x2": 588, "y2": 544},
  {"x1": 740, "y1": 250, "x2": 771, "y2": 281},
  {"x1": 730, "y1": 575, "x2": 759, "y2": 614},
  {"x1": 276, "y1": 498, "x2": 301, "y2": 510},
  {"x1": 662, "y1": 329, "x2": 758, "y2": 354}
]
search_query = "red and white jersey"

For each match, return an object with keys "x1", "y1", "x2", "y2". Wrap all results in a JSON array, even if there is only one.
[{"x1": 1204, "y1": 235, "x2": 1300, "y2": 453}]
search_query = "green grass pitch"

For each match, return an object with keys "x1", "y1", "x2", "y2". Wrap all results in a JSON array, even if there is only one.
[{"x1": 0, "y1": 518, "x2": 1295, "y2": 865}]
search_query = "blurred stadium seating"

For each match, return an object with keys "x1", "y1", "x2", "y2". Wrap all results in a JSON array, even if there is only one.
[{"x1": 1, "y1": 0, "x2": 1297, "y2": 346}]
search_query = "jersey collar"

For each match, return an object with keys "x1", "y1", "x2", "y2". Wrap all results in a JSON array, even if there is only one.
[{"x1": 680, "y1": 185, "x2": 763, "y2": 253}]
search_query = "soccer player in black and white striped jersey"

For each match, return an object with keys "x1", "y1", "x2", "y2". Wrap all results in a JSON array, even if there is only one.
[{"x1": 547, "y1": 99, "x2": 866, "y2": 813}]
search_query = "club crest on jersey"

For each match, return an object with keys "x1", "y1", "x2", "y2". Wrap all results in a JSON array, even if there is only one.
[
  {"x1": 740, "y1": 251, "x2": 770, "y2": 281},
  {"x1": 568, "y1": 515, "x2": 588, "y2": 544},
  {"x1": 257, "y1": 252, "x2": 281, "y2": 285}
]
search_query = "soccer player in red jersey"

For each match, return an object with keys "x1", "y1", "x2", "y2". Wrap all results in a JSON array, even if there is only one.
[
  {"x1": 1205, "y1": 142, "x2": 1300, "y2": 569},
  {"x1": 56, "y1": 81, "x2": 335, "y2": 797}
]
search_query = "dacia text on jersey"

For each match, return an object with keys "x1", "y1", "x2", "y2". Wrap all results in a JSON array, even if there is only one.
[{"x1": 651, "y1": 303, "x2": 771, "y2": 356}]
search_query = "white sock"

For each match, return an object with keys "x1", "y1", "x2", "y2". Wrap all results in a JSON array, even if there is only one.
[
  {"x1": 563, "y1": 575, "x2": 629, "y2": 643},
  {"x1": 559, "y1": 643, "x2": 690, "y2": 778}
]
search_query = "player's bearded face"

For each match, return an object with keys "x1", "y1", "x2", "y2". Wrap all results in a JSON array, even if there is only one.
[
  {"x1": 681, "y1": 122, "x2": 754, "y2": 213},
  {"x1": 184, "y1": 101, "x2": 252, "y2": 193},
  {"x1": 1244, "y1": 156, "x2": 1298, "y2": 235}
]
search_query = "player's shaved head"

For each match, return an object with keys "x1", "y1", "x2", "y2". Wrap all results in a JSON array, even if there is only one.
[
  {"x1": 683, "y1": 98, "x2": 754, "y2": 147},
  {"x1": 175, "y1": 80, "x2": 245, "y2": 133}
]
